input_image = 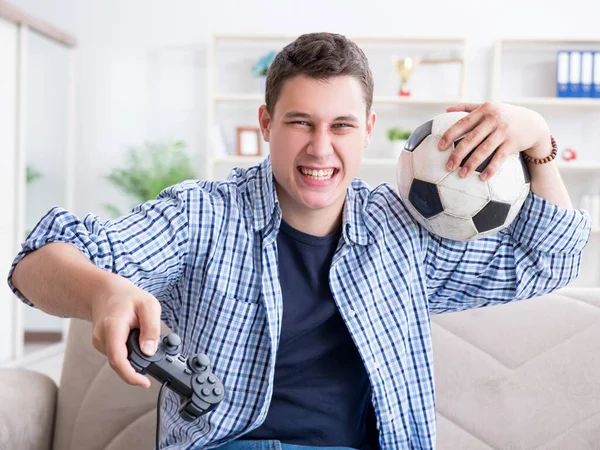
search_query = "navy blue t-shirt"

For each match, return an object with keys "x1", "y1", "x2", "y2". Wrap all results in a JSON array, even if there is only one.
[{"x1": 241, "y1": 220, "x2": 377, "y2": 449}]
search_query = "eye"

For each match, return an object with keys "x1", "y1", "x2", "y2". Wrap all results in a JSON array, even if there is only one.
[
  {"x1": 333, "y1": 123, "x2": 353, "y2": 129},
  {"x1": 289, "y1": 121, "x2": 310, "y2": 126}
]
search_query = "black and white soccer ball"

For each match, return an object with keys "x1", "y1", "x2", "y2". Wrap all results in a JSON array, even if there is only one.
[{"x1": 397, "y1": 111, "x2": 531, "y2": 242}]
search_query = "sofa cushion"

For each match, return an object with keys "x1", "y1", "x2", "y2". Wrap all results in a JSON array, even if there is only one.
[
  {"x1": 432, "y1": 287, "x2": 600, "y2": 449},
  {"x1": 0, "y1": 368, "x2": 57, "y2": 450}
]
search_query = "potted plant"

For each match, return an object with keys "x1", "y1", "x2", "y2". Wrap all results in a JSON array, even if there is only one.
[
  {"x1": 252, "y1": 50, "x2": 277, "y2": 93},
  {"x1": 104, "y1": 140, "x2": 196, "y2": 218},
  {"x1": 387, "y1": 127, "x2": 413, "y2": 157}
]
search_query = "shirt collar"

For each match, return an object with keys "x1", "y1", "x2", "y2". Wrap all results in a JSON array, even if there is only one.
[
  {"x1": 252, "y1": 156, "x2": 281, "y2": 232},
  {"x1": 252, "y1": 157, "x2": 371, "y2": 246}
]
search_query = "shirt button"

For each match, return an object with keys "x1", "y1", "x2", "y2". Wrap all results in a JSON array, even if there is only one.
[
  {"x1": 373, "y1": 360, "x2": 380, "y2": 370},
  {"x1": 388, "y1": 412, "x2": 395, "y2": 422},
  {"x1": 348, "y1": 309, "x2": 356, "y2": 317}
]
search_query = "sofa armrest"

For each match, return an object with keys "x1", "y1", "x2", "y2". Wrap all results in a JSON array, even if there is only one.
[{"x1": 0, "y1": 368, "x2": 57, "y2": 450}]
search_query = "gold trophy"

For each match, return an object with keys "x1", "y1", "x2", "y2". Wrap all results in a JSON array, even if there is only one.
[
  {"x1": 394, "y1": 56, "x2": 420, "y2": 97},
  {"x1": 393, "y1": 55, "x2": 464, "y2": 97}
]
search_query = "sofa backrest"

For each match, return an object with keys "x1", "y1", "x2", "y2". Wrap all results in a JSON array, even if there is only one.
[
  {"x1": 54, "y1": 287, "x2": 600, "y2": 449},
  {"x1": 53, "y1": 319, "x2": 170, "y2": 450},
  {"x1": 432, "y1": 287, "x2": 600, "y2": 449}
]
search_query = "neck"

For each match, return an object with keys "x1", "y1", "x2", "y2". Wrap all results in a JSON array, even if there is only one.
[
  {"x1": 283, "y1": 208, "x2": 343, "y2": 237},
  {"x1": 276, "y1": 190, "x2": 345, "y2": 237}
]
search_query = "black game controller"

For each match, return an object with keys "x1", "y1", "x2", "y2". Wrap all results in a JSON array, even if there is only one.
[{"x1": 126, "y1": 329, "x2": 225, "y2": 421}]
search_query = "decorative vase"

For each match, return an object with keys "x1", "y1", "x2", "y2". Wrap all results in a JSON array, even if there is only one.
[{"x1": 258, "y1": 75, "x2": 267, "y2": 93}]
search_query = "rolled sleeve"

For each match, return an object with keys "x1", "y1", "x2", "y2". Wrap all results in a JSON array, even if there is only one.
[
  {"x1": 508, "y1": 192, "x2": 592, "y2": 255},
  {"x1": 7, "y1": 185, "x2": 191, "y2": 328}
]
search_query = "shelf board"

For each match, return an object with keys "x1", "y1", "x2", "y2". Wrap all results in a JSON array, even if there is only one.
[
  {"x1": 213, "y1": 156, "x2": 264, "y2": 165},
  {"x1": 373, "y1": 96, "x2": 461, "y2": 106},
  {"x1": 213, "y1": 33, "x2": 465, "y2": 44},
  {"x1": 557, "y1": 162, "x2": 600, "y2": 172},
  {"x1": 215, "y1": 94, "x2": 264, "y2": 102},
  {"x1": 212, "y1": 157, "x2": 600, "y2": 172},
  {"x1": 499, "y1": 37, "x2": 600, "y2": 45},
  {"x1": 214, "y1": 93, "x2": 461, "y2": 107},
  {"x1": 503, "y1": 97, "x2": 600, "y2": 107}
]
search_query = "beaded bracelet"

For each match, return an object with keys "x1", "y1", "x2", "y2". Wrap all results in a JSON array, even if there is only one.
[{"x1": 522, "y1": 135, "x2": 558, "y2": 165}]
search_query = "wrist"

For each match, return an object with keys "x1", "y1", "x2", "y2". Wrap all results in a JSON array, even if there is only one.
[{"x1": 522, "y1": 134, "x2": 557, "y2": 165}]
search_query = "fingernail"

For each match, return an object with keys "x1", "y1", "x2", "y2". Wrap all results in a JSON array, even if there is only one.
[
  {"x1": 446, "y1": 161, "x2": 454, "y2": 171},
  {"x1": 142, "y1": 340, "x2": 156, "y2": 355},
  {"x1": 460, "y1": 167, "x2": 468, "y2": 177},
  {"x1": 438, "y1": 139, "x2": 446, "y2": 149},
  {"x1": 480, "y1": 172, "x2": 488, "y2": 181}
]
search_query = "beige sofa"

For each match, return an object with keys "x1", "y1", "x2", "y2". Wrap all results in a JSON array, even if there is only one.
[{"x1": 2, "y1": 287, "x2": 600, "y2": 450}]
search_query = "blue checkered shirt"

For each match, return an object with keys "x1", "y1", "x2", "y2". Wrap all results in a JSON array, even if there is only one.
[{"x1": 8, "y1": 157, "x2": 591, "y2": 449}]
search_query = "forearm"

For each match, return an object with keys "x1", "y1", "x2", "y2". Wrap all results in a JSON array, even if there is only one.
[
  {"x1": 11, "y1": 242, "x2": 124, "y2": 321},
  {"x1": 525, "y1": 133, "x2": 573, "y2": 210},
  {"x1": 527, "y1": 161, "x2": 573, "y2": 209}
]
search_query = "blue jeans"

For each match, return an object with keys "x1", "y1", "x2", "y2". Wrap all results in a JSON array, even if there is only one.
[{"x1": 211, "y1": 440, "x2": 357, "y2": 450}]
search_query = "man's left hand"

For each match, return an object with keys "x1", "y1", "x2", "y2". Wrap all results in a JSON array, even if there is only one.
[{"x1": 438, "y1": 102, "x2": 551, "y2": 180}]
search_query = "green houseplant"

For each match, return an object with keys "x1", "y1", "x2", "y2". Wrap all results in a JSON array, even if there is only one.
[
  {"x1": 104, "y1": 140, "x2": 196, "y2": 218},
  {"x1": 387, "y1": 127, "x2": 413, "y2": 157}
]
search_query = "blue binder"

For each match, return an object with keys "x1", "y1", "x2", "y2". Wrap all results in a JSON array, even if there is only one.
[
  {"x1": 594, "y1": 52, "x2": 600, "y2": 98},
  {"x1": 569, "y1": 51, "x2": 582, "y2": 98},
  {"x1": 556, "y1": 51, "x2": 570, "y2": 98},
  {"x1": 581, "y1": 51, "x2": 593, "y2": 98}
]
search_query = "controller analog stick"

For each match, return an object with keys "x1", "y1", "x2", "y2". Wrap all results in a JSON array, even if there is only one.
[
  {"x1": 190, "y1": 354, "x2": 210, "y2": 372},
  {"x1": 163, "y1": 333, "x2": 181, "y2": 355}
]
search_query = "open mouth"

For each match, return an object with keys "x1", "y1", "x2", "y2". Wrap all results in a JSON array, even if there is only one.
[{"x1": 298, "y1": 166, "x2": 339, "y2": 181}]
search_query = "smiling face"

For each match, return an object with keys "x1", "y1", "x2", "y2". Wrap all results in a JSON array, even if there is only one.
[{"x1": 259, "y1": 74, "x2": 376, "y2": 229}]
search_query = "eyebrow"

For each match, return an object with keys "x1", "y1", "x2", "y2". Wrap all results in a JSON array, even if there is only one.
[{"x1": 283, "y1": 111, "x2": 359, "y2": 123}]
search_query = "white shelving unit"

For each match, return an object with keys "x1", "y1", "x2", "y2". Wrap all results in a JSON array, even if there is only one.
[
  {"x1": 492, "y1": 38, "x2": 600, "y2": 287},
  {"x1": 0, "y1": 1, "x2": 76, "y2": 365},
  {"x1": 205, "y1": 33, "x2": 468, "y2": 186}
]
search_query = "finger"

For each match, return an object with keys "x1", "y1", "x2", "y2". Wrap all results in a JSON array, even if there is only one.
[
  {"x1": 135, "y1": 296, "x2": 162, "y2": 356},
  {"x1": 104, "y1": 316, "x2": 151, "y2": 388},
  {"x1": 459, "y1": 129, "x2": 505, "y2": 178},
  {"x1": 446, "y1": 118, "x2": 496, "y2": 173},
  {"x1": 479, "y1": 142, "x2": 513, "y2": 181},
  {"x1": 446, "y1": 102, "x2": 481, "y2": 113},
  {"x1": 439, "y1": 107, "x2": 485, "y2": 150}
]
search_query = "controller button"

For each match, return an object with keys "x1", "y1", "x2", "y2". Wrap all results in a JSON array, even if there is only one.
[
  {"x1": 184, "y1": 368, "x2": 192, "y2": 375},
  {"x1": 208, "y1": 375, "x2": 216, "y2": 384},
  {"x1": 197, "y1": 376, "x2": 206, "y2": 384},
  {"x1": 166, "y1": 356, "x2": 173, "y2": 363},
  {"x1": 201, "y1": 388, "x2": 210, "y2": 396},
  {"x1": 213, "y1": 388, "x2": 222, "y2": 396}
]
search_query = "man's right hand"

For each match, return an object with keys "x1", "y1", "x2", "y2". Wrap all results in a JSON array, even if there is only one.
[{"x1": 90, "y1": 281, "x2": 162, "y2": 389}]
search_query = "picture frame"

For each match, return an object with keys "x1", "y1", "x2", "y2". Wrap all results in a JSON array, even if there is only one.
[{"x1": 236, "y1": 126, "x2": 261, "y2": 156}]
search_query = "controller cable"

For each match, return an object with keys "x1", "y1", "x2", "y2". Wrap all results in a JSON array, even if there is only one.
[{"x1": 156, "y1": 379, "x2": 170, "y2": 450}]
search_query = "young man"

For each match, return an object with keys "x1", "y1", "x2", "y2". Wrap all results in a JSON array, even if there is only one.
[{"x1": 8, "y1": 33, "x2": 591, "y2": 450}]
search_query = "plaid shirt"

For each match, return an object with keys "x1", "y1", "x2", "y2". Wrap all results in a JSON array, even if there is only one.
[{"x1": 8, "y1": 157, "x2": 591, "y2": 449}]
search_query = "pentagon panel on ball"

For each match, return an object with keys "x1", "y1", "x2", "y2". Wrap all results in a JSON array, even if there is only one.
[{"x1": 396, "y1": 111, "x2": 531, "y2": 242}]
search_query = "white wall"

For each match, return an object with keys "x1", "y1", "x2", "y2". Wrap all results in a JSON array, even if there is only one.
[
  {"x1": 9, "y1": 0, "x2": 600, "y2": 218},
  {"x1": 0, "y1": 17, "x2": 19, "y2": 361}
]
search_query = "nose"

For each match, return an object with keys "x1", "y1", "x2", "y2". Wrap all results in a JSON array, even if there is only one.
[{"x1": 307, "y1": 127, "x2": 334, "y2": 159}]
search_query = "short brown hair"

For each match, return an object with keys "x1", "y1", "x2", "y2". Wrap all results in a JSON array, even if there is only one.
[{"x1": 265, "y1": 32, "x2": 374, "y2": 116}]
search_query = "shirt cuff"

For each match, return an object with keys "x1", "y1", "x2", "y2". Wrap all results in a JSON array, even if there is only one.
[
  {"x1": 7, "y1": 235, "x2": 92, "y2": 308},
  {"x1": 507, "y1": 192, "x2": 592, "y2": 255}
]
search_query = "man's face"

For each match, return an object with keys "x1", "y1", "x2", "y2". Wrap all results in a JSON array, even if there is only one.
[{"x1": 259, "y1": 74, "x2": 376, "y2": 220}]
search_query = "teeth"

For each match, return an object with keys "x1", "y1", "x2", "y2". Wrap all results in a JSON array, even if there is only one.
[{"x1": 300, "y1": 168, "x2": 335, "y2": 180}]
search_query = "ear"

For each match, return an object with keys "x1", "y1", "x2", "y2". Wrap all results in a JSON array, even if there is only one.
[
  {"x1": 365, "y1": 110, "x2": 377, "y2": 147},
  {"x1": 258, "y1": 105, "x2": 271, "y2": 142}
]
